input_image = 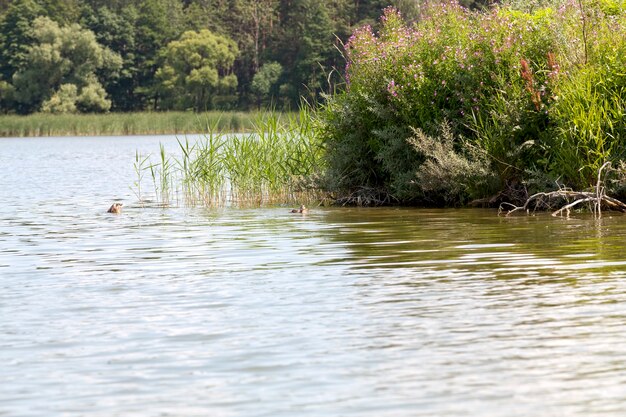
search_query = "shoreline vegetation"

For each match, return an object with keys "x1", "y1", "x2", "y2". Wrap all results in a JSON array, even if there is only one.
[
  {"x1": 0, "y1": 112, "x2": 276, "y2": 137},
  {"x1": 115, "y1": 0, "x2": 626, "y2": 217},
  {"x1": 316, "y1": 0, "x2": 626, "y2": 213},
  {"x1": 4, "y1": 1, "x2": 626, "y2": 217},
  {"x1": 133, "y1": 108, "x2": 326, "y2": 208}
]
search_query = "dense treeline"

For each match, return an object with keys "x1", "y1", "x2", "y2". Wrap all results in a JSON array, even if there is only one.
[
  {"x1": 0, "y1": 0, "x2": 497, "y2": 114},
  {"x1": 0, "y1": 0, "x2": 466, "y2": 114}
]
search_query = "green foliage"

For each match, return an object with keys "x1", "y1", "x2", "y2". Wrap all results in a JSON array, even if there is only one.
[
  {"x1": 80, "y1": 4, "x2": 139, "y2": 111},
  {"x1": 0, "y1": 0, "x2": 44, "y2": 83},
  {"x1": 37, "y1": 0, "x2": 82, "y2": 23},
  {"x1": 597, "y1": 0, "x2": 626, "y2": 15},
  {"x1": 408, "y1": 122, "x2": 499, "y2": 205},
  {"x1": 250, "y1": 61, "x2": 282, "y2": 106},
  {"x1": 10, "y1": 16, "x2": 121, "y2": 113},
  {"x1": 550, "y1": 67, "x2": 626, "y2": 186},
  {"x1": 155, "y1": 29, "x2": 239, "y2": 111},
  {"x1": 76, "y1": 81, "x2": 111, "y2": 112},
  {"x1": 271, "y1": 0, "x2": 336, "y2": 107},
  {"x1": 133, "y1": 0, "x2": 185, "y2": 109},
  {"x1": 0, "y1": 0, "x2": 477, "y2": 114},
  {"x1": 319, "y1": 1, "x2": 626, "y2": 204},
  {"x1": 40, "y1": 81, "x2": 112, "y2": 114},
  {"x1": 41, "y1": 83, "x2": 78, "y2": 113},
  {"x1": 221, "y1": 0, "x2": 279, "y2": 103},
  {"x1": 0, "y1": 79, "x2": 15, "y2": 112}
]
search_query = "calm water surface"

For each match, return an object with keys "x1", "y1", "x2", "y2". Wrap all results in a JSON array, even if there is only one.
[{"x1": 2, "y1": 135, "x2": 626, "y2": 416}]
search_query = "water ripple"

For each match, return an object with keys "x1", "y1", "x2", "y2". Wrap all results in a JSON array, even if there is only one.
[{"x1": 2, "y1": 137, "x2": 626, "y2": 416}]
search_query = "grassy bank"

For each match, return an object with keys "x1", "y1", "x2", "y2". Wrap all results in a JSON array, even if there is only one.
[{"x1": 0, "y1": 111, "x2": 276, "y2": 137}]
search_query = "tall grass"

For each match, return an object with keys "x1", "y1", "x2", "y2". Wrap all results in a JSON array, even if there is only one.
[
  {"x1": 0, "y1": 111, "x2": 294, "y2": 137},
  {"x1": 551, "y1": 68, "x2": 626, "y2": 186},
  {"x1": 136, "y1": 108, "x2": 325, "y2": 207}
]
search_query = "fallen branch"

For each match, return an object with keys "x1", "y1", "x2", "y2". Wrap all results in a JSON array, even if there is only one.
[
  {"x1": 499, "y1": 162, "x2": 626, "y2": 217},
  {"x1": 500, "y1": 189, "x2": 626, "y2": 217},
  {"x1": 552, "y1": 196, "x2": 596, "y2": 217}
]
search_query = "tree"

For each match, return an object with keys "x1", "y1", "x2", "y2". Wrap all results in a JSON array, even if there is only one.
[
  {"x1": 134, "y1": 0, "x2": 184, "y2": 109},
  {"x1": 183, "y1": 0, "x2": 279, "y2": 108},
  {"x1": 0, "y1": 0, "x2": 44, "y2": 83},
  {"x1": 81, "y1": 4, "x2": 140, "y2": 111},
  {"x1": 0, "y1": 80, "x2": 15, "y2": 113},
  {"x1": 183, "y1": 1, "x2": 218, "y2": 32},
  {"x1": 37, "y1": 0, "x2": 82, "y2": 24},
  {"x1": 354, "y1": 0, "x2": 389, "y2": 26},
  {"x1": 272, "y1": 0, "x2": 335, "y2": 107},
  {"x1": 0, "y1": 0, "x2": 434, "y2": 114},
  {"x1": 183, "y1": 0, "x2": 229, "y2": 33},
  {"x1": 80, "y1": 0, "x2": 136, "y2": 10},
  {"x1": 392, "y1": 0, "x2": 423, "y2": 21},
  {"x1": 11, "y1": 16, "x2": 122, "y2": 113},
  {"x1": 155, "y1": 29, "x2": 239, "y2": 111},
  {"x1": 227, "y1": 0, "x2": 279, "y2": 107},
  {"x1": 250, "y1": 61, "x2": 282, "y2": 107},
  {"x1": 41, "y1": 83, "x2": 78, "y2": 113}
]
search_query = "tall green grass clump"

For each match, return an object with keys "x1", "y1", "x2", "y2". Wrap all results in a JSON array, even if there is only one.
[
  {"x1": 138, "y1": 108, "x2": 325, "y2": 207},
  {"x1": 319, "y1": 0, "x2": 626, "y2": 205}
]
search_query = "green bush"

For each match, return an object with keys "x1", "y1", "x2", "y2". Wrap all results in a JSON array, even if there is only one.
[
  {"x1": 409, "y1": 121, "x2": 498, "y2": 205},
  {"x1": 318, "y1": 1, "x2": 626, "y2": 204}
]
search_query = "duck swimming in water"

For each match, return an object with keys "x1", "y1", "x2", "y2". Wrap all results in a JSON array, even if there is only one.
[
  {"x1": 290, "y1": 204, "x2": 308, "y2": 214},
  {"x1": 107, "y1": 203, "x2": 123, "y2": 214}
]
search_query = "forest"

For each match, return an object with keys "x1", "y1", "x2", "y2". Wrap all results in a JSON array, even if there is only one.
[{"x1": 0, "y1": 0, "x2": 488, "y2": 114}]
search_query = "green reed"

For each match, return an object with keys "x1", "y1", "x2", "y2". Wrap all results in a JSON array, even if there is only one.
[
  {"x1": 0, "y1": 111, "x2": 290, "y2": 137},
  {"x1": 131, "y1": 150, "x2": 151, "y2": 204},
  {"x1": 137, "y1": 108, "x2": 325, "y2": 207}
]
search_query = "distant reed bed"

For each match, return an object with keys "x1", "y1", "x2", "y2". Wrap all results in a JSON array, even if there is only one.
[
  {"x1": 134, "y1": 108, "x2": 326, "y2": 207},
  {"x1": 0, "y1": 111, "x2": 277, "y2": 137}
]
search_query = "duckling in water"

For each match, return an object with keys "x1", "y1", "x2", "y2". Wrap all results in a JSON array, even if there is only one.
[
  {"x1": 107, "y1": 203, "x2": 123, "y2": 214},
  {"x1": 290, "y1": 204, "x2": 308, "y2": 214}
]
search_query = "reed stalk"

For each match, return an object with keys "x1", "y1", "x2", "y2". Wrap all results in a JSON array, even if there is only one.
[{"x1": 136, "y1": 108, "x2": 325, "y2": 207}]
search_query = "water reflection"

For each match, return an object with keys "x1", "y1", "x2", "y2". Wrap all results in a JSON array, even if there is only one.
[
  {"x1": 321, "y1": 208, "x2": 626, "y2": 277},
  {"x1": 1, "y1": 136, "x2": 626, "y2": 416}
]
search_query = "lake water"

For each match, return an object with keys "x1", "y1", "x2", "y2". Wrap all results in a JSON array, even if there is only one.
[{"x1": 2, "y1": 135, "x2": 626, "y2": 416}]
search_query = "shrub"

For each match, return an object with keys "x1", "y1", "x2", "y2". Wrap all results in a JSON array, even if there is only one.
[
  {"x1": 408, "y1": 121, "x2": 498, "y2": 205},
  {"x1": 318, "y1": 0, "x2": 626, "y2": 204}
]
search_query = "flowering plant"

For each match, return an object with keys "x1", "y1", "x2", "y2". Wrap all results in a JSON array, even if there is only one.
[{"x1": 319, "y1": 0, "x2": 626, "y2": 203}]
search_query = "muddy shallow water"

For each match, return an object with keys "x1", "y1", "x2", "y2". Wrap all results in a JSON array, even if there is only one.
[{"x1": 2, "y1": 135, "x2": 626, "y2": 416}]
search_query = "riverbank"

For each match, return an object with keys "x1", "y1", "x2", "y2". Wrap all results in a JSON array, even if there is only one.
[{"x1": 0, "y1": 111, "x2": 279, "y2": 137}]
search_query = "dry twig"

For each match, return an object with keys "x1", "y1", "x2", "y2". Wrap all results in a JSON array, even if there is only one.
[{"x1": 499, "y1": 162, "x2": 626, "y2": 217}]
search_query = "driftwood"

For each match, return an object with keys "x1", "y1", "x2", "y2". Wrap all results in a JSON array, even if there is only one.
[{"x1": 499, "y1": 162, "x2": 626, "y2": 218}]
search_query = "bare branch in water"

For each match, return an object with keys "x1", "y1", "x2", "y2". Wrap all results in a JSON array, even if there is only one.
[{"x1": 499, "y1": 163, "x2": 626, "y2": 218}]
